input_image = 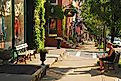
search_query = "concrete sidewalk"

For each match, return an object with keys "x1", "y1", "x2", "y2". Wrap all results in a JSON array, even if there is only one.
[
  {"x1": 42, "y1": 54, "x2": 120, "y2": 81},
  {"x1": 18, "y1": 47, "x2": 67, "y2": 66},
  {"x1": 41, "y1": 45, "x2": 121, "y2": 81},
  {"x1": 16, "y1": 45, "x2": 121, "y2": 81},
  {"x1": 0, "y1": 47, "x2": 67, "y2": 81}
]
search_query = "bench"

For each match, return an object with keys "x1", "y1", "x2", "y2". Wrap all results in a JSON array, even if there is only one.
[
  {"x1": 28, "y1": 49, "x2": 36, "y2": 61},
  {"x1": 104, "y1": 51, "x2": 120, "y2": 73},
  {"x1": 15, "y1": 43, "x2": 36, "y2": 64}
]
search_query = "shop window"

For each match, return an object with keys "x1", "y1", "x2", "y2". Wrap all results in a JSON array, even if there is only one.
[
  {"x1": 14, "y1": 0, "x2": 24, "y2": 45},
  {"x1": 0, "y1": 0, "x2": 12, "y2": 49},
  {"x1": 49, "y1": 18, "x2": 57, "y2": 36}
]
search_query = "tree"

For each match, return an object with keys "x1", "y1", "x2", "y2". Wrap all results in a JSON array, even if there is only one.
[
  {"x1": 81, "y1": 0, "x2": 121, "y2": 44},
  {"x1": 108, "y1": 0, "x2": 121, "y2": 42},
  {"x1": 88, "y1": 0, "x2": 121, "y2": 43},
  {"x1": 81, "y1": 2, "x2": 103, "y2": 37}
]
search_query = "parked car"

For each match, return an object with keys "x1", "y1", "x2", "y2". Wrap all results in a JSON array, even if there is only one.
[{"x1": 113, "y1": 38, "x2": 121, "y2": 47}]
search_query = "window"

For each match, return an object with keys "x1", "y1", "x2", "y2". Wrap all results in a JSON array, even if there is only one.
[
  {"x1": 14, "y1": 0, "x2": 24, "y2": 46},
  {"x1": 0, "y1": 0, "x2": 12, "y2": 49},
  {"x1": 50, "y1": 0, "x2": 56, "y2": 3},
  {"x1": 50, "y1": 0, "x2": 58, "y2": 5},
  {"x1": 48, "y1": 18, "x2": 57, "y2": 36}
]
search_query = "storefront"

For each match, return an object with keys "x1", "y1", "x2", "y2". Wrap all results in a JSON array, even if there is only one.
[{"x1": 0, "y1": 0, "x2": 25, "y2": 49}]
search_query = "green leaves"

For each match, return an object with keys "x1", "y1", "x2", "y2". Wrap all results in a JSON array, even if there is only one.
[
  {"x1": 44, "y1": 1, "x2": 64, "y2": 19},
  {"x1": 34, "y1": 0, "x2": 45, "y2": 50},
  {"x1": 81, "y1": 0, "x2": 121, "y2": 39},
  {"x1": 81, "y1": 2, "x2": 103, "y2": 36}
]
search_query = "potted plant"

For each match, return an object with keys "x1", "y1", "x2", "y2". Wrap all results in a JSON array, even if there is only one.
[{"x1": 39, "y1": 49, "x2": 48, "y2": 65}]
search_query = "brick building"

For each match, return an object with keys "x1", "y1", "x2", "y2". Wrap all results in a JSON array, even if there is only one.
[{"x1": 45, "y1": 0, "x2": 83, "y2": 47}]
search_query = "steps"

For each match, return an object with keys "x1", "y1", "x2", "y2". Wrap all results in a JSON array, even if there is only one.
[{"x1": 61, "y1": 40, "x2": 76, "y2": 48}]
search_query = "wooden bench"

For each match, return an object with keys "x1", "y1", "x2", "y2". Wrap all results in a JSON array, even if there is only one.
[
  {"x1": 104, "y1": 51, "x2": 120, "y2": 73},
  {"x1": 15, "y1": 43, "x2": 36, "y2": 64}
]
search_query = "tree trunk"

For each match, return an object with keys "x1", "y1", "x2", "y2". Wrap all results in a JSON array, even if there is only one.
[
  {"x1": 111, "y1": 34, "x2": 114, "y2": 43},
  {"x1": 103, "y1": 25, "x2": 106, "y2": 52},
  {"x1": 111, "y1": 27, "x2": 115, "y2": 43}
]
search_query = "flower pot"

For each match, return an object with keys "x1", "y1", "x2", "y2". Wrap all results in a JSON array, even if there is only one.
[{"x1": 39, "y1": 49, "x2": 48, "y2": 65}]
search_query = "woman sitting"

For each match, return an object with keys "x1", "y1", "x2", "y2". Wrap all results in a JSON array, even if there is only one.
[{"x1": 98, "y1": 42, "x2": 115, "y2": 71}]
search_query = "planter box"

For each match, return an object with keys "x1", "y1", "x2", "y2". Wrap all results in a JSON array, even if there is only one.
[{"x1": 0, "y1": 64, "x2": 46, "y2": 81}]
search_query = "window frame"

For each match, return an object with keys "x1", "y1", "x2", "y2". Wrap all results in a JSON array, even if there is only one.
[{"x1": 50, "y1": 0, "x2": 58, "y2": 5}]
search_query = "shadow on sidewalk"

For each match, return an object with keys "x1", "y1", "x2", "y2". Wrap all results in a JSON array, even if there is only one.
[
  {"x1": 41, "y1": 65, "x2": 98, "y2": 81},
  {"x1": 41, "y1": 68, "x2": 64, "y2": 81},
  {"x1": 90, "y1": 68, "x2": 121, "y2": 79},
  {"x1": 48, "y1": 66, "x2": 121, "y2": 80},
  {"x1": 70, "y1": 67, "x2": 121, "y2": 79},
  {"x1": 103, "y1": 68, "x2": 121, "y2": 79}
]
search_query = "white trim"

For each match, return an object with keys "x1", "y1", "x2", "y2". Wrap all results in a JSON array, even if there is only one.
[
  {"x1": 76, "y1": 51, "x2": 81, "y2": 57},
  {"x1": 50, "y1": 0, "x2": 58, "y2": 5},
  {"x1": 49, "y1": 34, "x2": 57, "y2": 37}
]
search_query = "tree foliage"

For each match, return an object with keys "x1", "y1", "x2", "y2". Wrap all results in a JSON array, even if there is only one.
[
  {"x1": 81, "y1": 2, "x2": 103, "y2": 36},
  {"x1": 44, "y1": 1, "x2": 64, "y2": 19},
  {"x1": 81, "y1": 0, "x2": 121, "y2": 42},
  {"x1": 34, "y1": 0, "x2": 45, "y2": 51}
]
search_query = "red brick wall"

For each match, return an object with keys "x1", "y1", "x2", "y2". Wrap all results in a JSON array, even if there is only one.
[
  {"x1": 57, "y1": 20, "x2": 62, "y2": 36},
  {"x1": 45, "y1": 0, "x2": 74, "y2": 47},
  {"x1": 58, "y1": 0, "x2": 62, "y2": 5},
  {"x1": 62, "y1": 0, "x2": 72, "y2": 6},
  {"x1": 45, "y1": 37, "x2": 57, "y2": 47}
]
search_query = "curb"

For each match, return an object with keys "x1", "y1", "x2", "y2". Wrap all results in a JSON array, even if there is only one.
[
  {"x1": 37, "y1": 49, "x2": 67, "y2": 80},
  {"x1": 33, "y1": 65, "x2": 47, "y2": 80},
  {"x1": 45, "y1": 50, "x2": 67, "y2": 68}
]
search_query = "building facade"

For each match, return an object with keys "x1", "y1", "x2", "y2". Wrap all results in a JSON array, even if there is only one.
[
  {"x1": 0, "y1": 0, "x2": 25, "y2": 49},
  {"x1": 45, "y1": 0, "x2": 81, "y2": 47},
  {"x1": 0, "y1": 0, "x2": 35, "y2": 50}
]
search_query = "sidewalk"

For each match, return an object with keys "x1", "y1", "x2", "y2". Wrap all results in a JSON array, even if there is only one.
[
  {"x1": 18, "y1": 47, "x2": 66, "y2": 67},
  {"x1": 41, "y1": 53, "x2": 120, "y2": 81},
  {"x1": 0, "y1": 47, "x2": 67, "y2": 81},
  {"x1": 40, "y1": 43, "x2": 121, "y2": 81},
  {"x1": 16, "y1": 43, "x2": 121, "y2": 81}
]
